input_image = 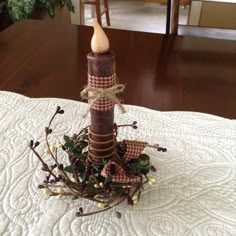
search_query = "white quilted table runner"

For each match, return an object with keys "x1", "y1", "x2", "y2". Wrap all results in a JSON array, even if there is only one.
[{"x1": 0, "y1": 91, "x2": 236, "y2": 236}]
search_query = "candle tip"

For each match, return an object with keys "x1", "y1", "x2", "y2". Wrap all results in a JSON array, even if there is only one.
[{"x1": 91, "y1": 19, "x2": 110, "y2": 54}]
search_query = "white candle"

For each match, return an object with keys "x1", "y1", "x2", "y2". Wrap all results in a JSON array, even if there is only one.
[{"x1": 91, "y1": 19, "x2": 110, "y2": 54}]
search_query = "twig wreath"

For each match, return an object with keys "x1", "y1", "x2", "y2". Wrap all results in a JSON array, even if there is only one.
[{"x1": 29, "y1": 106, "x2": 166, "y2": 218}]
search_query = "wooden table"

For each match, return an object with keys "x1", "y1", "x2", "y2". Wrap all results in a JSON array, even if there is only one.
[{"x1": 0, "y1": 20, "x2": 236, "y2": 118}]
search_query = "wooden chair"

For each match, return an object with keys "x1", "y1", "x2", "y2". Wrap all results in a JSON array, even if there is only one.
[
  {"x1": 167, "y1": 0, "x2": 236, "y2": 40},
  {"x1": 80, "y1": 0, "x2": 110, "y2": 26},
  {"x1": 166, "y1": 0, "x2": 190, "y2": 34}
]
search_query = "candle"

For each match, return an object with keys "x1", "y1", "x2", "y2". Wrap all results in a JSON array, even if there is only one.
[{"x1": 86, "y1": 20, "x2": 116, "y2": 165}]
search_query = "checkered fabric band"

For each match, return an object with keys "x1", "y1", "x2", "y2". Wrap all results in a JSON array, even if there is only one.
[
  {"x1": 112, "y1": 175, "x2": 141, "y2": 183},
  {"x1": 88, "y1": 74, "x2": 116, "y2": 111},
  {"x1": 88, "y1": 74, "x2": 117, "y2": 88},
  {"x1": 101, "y1": 161, "x2": 123, "y2": 176},
  {"x1": 121, "y1": 140, "x2": 148, "y2": 162},
  {"x1": 101, "y1": 161, "x2": 141, "y2": 183}
]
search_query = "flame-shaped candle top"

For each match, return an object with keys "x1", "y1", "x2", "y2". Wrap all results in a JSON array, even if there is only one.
[{"x1": 91, "y1": 19, "x2": 110, "y2": 54}]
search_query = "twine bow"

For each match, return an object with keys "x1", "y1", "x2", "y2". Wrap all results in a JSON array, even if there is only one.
[{"x1": 81, "y1": 84, "x2": 126, "y2": 117}]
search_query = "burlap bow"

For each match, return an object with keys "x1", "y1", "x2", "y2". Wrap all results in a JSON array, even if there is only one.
[{"x1": 81, "y1": 84, "x2": 126, "y2": 117}]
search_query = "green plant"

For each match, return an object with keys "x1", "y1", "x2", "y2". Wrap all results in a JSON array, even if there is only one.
[{"x1": 6, "y1": 0, "x2": 74, "y2": 22}]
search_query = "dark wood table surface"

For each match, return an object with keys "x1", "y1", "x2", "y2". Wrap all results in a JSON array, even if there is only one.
[{"x1": 0, "y1": 19, "x2": 236, "y2": 118}]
